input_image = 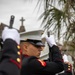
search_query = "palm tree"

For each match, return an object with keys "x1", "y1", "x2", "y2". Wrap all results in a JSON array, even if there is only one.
[
  {"x1": 37, "y1": 0, "x2": 75, "y2": 43},
  {"x1": 26, "y1": 0, "x2": 75, "y2": 48}
]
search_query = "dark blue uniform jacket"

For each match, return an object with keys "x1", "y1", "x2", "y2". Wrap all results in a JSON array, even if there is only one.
[
  {"x1": 21, "y1": 45, "x2": 64, "y2": 75},
  {"x1": 0, "y1": 39, "x2": 21, "y2": 75}
]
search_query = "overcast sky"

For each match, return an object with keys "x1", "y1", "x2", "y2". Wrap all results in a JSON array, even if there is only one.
[{"x1": 0, "y1": 0, "x2": 44, "y2": 31}]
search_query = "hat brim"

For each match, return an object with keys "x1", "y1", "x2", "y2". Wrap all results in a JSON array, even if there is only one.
[
  {"x1": 20, "y1": 39, "x2": 45, "y2": 47},
  {"x1": 29, "y1": 41, "x2": 45, "y2": 47}
]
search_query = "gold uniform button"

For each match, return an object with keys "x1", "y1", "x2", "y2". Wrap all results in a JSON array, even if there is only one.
[
  {"x1": 17, "y1": 51, "x2": 20, "y2": 55},
  {"x1": 68, "y1": 66, "x2": 70, "y2": 67},
  {"x1": 17, "y1": 58, "x2": 20, "y2": 63},
  {"x1": 17, "y1": 45, "x2": 20, "y2": 49},
  {"x1": 68, "y1": 68, "x2": 70, "y2": 70}
]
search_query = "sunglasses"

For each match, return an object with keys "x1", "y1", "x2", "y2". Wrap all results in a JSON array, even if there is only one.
[{"x1": 29, "y1": 42, "x2": 45, "y2": 48}]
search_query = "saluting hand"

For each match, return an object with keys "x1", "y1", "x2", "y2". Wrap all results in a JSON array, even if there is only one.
[
  {"x1": 45, "y1": 35, "x2": 56, "y2": 47},
  {"x1": 2, "y1": 27, "x2": 20, "y2": 44},
  {"x1": 42, "y1": 33, "x2": 56, "y2": 47}
]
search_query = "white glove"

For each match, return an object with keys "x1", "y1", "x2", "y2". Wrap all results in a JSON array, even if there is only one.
[
  {"x1": 45, "y1": 35, "x2": 56, "y2": 47},
  {"x1": 2, "y1": 27, "x2": 20, "y2": 44},
  {"x1": 63, "y1": 54, "x2": 69, "y2": 62}
]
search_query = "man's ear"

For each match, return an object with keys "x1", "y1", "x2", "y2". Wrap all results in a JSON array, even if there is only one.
[
  {"x1": 23, "y1": 44, "x2": 28, "y2": 50},
  {"x1": 20, "y1": 43, "x2": 27, "y2": 53},
  {"x1": 20, "y1": 43, "x2": 27, "y2": 54}
]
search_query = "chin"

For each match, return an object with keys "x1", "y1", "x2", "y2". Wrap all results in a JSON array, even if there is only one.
[{"x1": 37, "y1": 55, "x2": 40, "y2": 58}]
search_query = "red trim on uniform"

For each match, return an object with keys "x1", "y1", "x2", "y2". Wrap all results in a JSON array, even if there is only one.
[
  {"x1": 67, "y1": 64, "x2": 72, "y2": 72},
  {"x1": 37, "y1": 59, "x2": 46, "y2": 67},
  {"x1": 20, "y1": 49, "x2": 22, "y2": 54},
  {"x1": 20, "y1": 49, "x2": 22, "y2": 67},
  {"x1": 10, "y1": 58, "x2": 21, "y2": 69},
  {"x1": 24, "y1": 55, "x2": 29, "y2": 57}
]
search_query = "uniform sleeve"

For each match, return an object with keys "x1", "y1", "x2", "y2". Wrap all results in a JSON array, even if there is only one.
[
  {"x1": 21, "y1": 46, "x2": 64, "y2": 75},
  {"x1": 0, "y1": 39, "x2": 21, "y2": 75}
]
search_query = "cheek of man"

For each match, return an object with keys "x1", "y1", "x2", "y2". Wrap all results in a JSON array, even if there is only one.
[{"x1": 27, "y1": 44, "x2": 42, "y2": 58}]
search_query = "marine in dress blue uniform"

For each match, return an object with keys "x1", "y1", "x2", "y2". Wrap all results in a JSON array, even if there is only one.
[
  {"x1": 20, "y1": 30, "x2": 64, "y2": 75},
  {"x1": 0, "y1": 27, "x2": 21, "y2": 75}
]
